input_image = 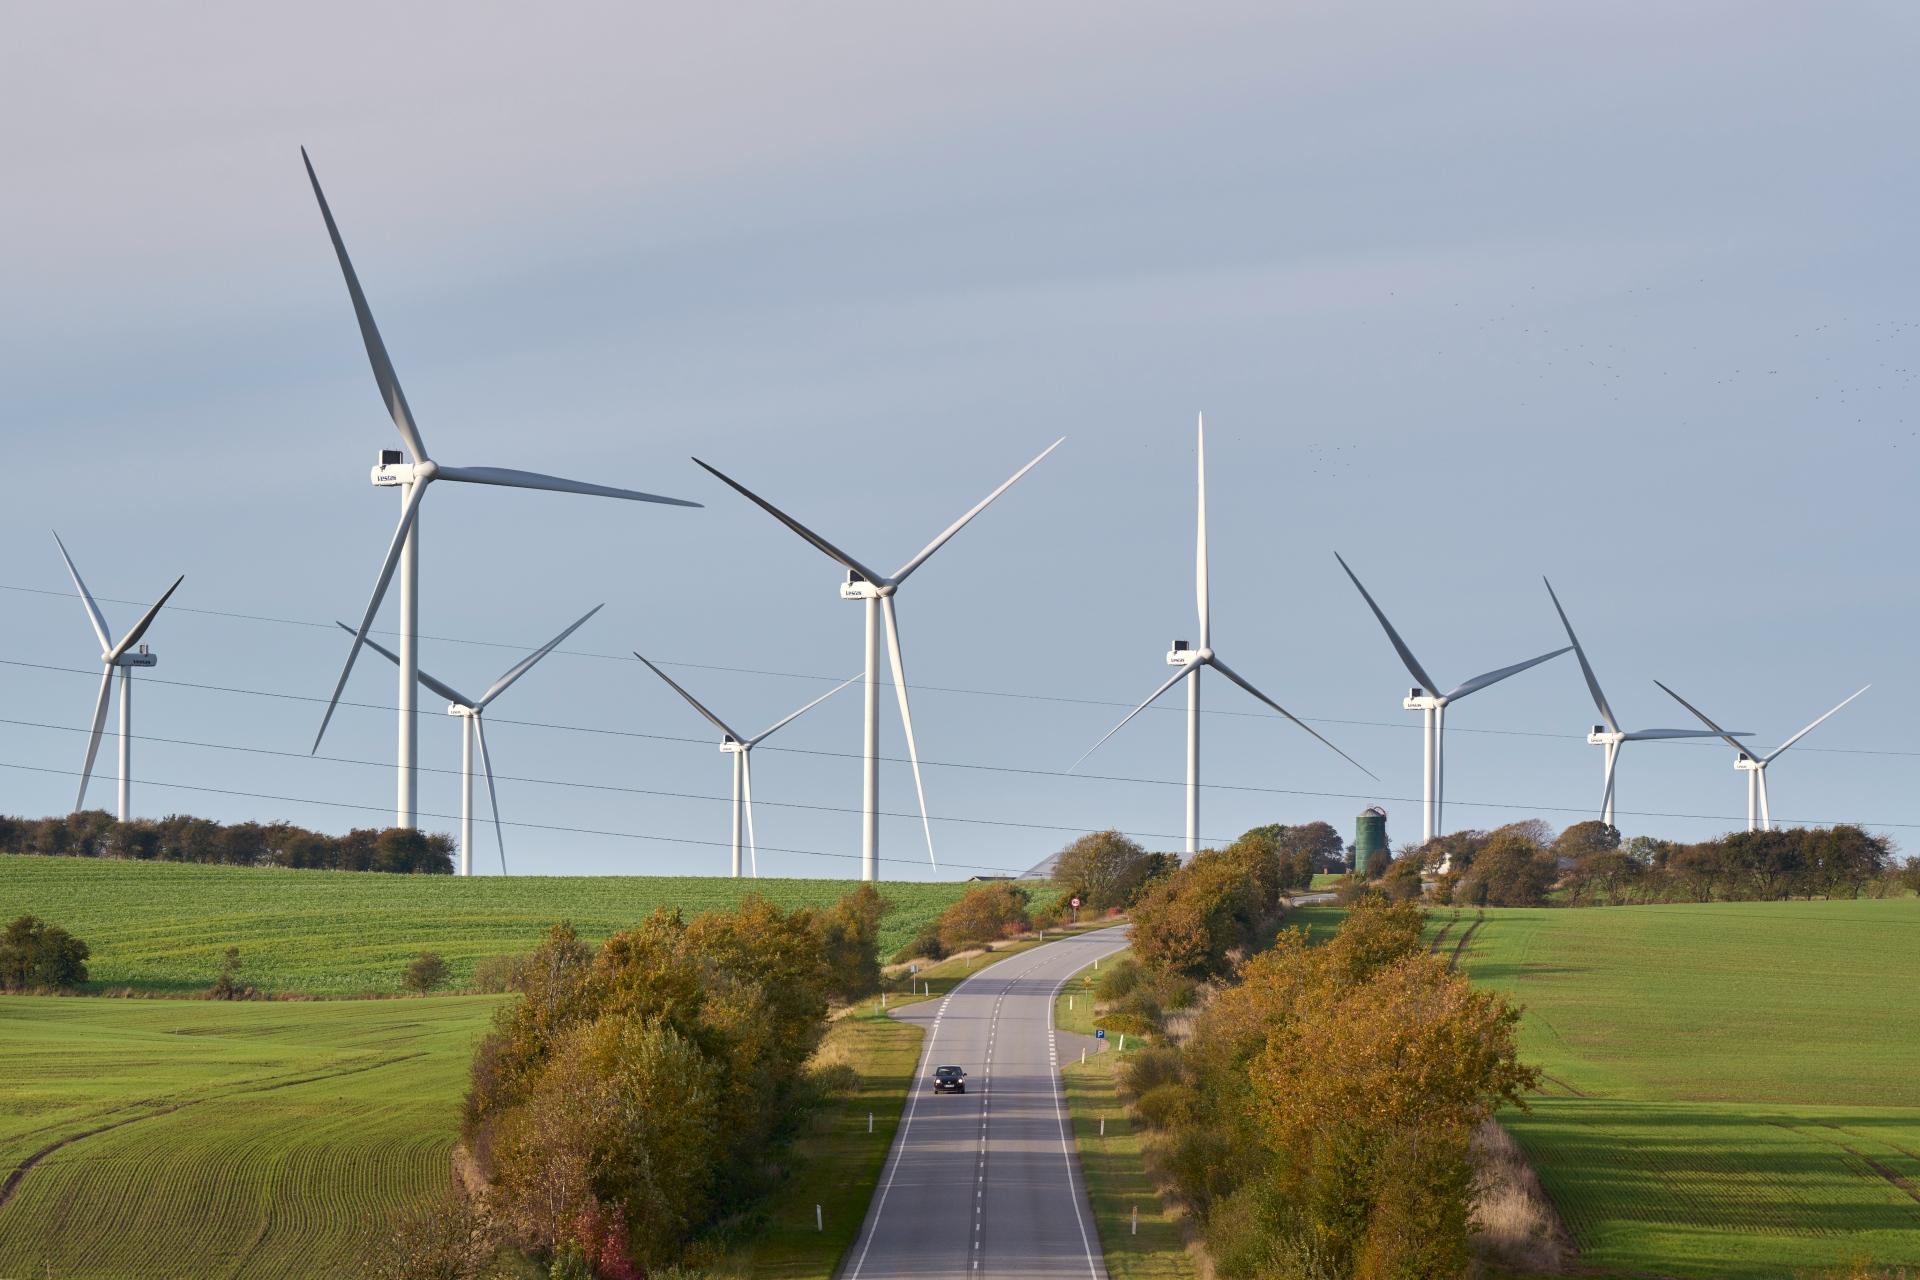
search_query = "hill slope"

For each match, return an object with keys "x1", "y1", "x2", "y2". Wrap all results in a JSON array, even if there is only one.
[{"x1": 0, "y1": 855, "x2": 977, "y2": 994}]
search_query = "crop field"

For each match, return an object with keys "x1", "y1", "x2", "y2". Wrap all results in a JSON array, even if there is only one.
[
  {"x1": 1299, "y1": 899, "x2": 1920, "y2": 1276},
  {"x1": 0, "y1": 855, "x2": 978, "y2": 994},
  {"x1": 0, "y1": 994, "x2": 496, "y2": 1278}
]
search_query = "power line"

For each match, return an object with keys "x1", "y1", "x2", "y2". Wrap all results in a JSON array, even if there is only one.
[
  {"x1": 3, "y1": 682, "x2": 1911, "y2": 833},
  {"x1": 3, "y1": 580, "x2": 1905, "y2": 757}
]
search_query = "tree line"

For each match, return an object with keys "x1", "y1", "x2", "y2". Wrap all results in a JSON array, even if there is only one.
[
  {"x1": 0, "y1": 810, "x2": 455, "y2": 874},
  {"x1": 434, "y1": 886, "x2": 892, "y2": 1276},
  {"x1": 1042, "y1": 823, "x2": 1534, "y2": 1276},
  {"x1": 1367, "y1": 819, "x2": 1910, "y2": 907}
]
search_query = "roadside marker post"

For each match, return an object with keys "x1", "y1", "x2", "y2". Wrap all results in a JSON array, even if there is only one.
[
  {"x1": 1131, "y1": 1205, "x2": 1138, "y2": 1235},
  {"x1": 816, "y1": 1204, "x2": 823, "y2": 1232},
  {"x1": 868, "y1": 1112, "x2": 873, "y2": 1134},
  {"x1": 1099, "y1": 1117, "x2": 1106, "y2": 1137}
]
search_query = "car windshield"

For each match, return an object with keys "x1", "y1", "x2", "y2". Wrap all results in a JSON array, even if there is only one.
[{"x1": 936, "y1": 1066, "x2": 963, "y2": 1077}]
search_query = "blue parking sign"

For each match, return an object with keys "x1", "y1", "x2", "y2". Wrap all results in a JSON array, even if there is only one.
[{"x1": 1095, "y1": 1029, "x2": 1106, "y2": 1039}]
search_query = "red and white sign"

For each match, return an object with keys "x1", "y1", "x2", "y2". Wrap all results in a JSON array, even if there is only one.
[{"x1": 1070, "y1": 896, "x2": 1081, "y2": 909}]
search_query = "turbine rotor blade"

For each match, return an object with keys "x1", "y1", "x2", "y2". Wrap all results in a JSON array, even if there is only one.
[
  {"x1": 473, "y1": 715, "x2": 506, "y2": 875},
  {"x1": 1652, "y1": 680, "x2": 1751, "y2": 758},
  {"x1": 1068, "y1": 665, "x2": 1191, "y2": 773},
  {"x1": 106, "y1": 576, "x2": 185, "y2": 662},
  {"x1": 1334, "y1": 552, "x2": 1441, "y2": 699},
  {"x1": 333, "y1": 621, "x2": 471, "y2": 706},
  {"x1": 477, "y1": 604, "x2": 603, "y2": 708},
  {"x1": 300, "y1": 147, "x2": 430, "y2": 463},
  {"x1": 312, "y1": 478, "x2": 427, "y2": 753},
  {"x1": 749, "y1": 673, "x2": 861, "y2": 745},
  {"x1": 1442, "y1": 646, "x2": 1572, "y2": 702},
  {"x1": 433, "y1": 465, "x2": 699, "y2": 508},
  {"x1": 881, "y1": 595, "x2": 936, "y2": 870},
  {"x1": 691, "y1": 459, "x2": 886, "y2": 586},
  {"x1": 75, "y1": 667, "x2": 114, "y2": 812},
  {"x1": 1207, "y1": 654, "x2": 1378, "y2": 779},
  {"x1": 1765, "y1": 685, "x2": 1869, "y2": 763},
  {"x1": 52, "y1": 532, "x2": 112, "y2": 653},
  {"x1": 1543, "y1": 576, "x2": 1619, "y2": 734},
  {"x1": 632, "y1": 651, "x2": 741, "y2": 741},
  {"x1": 742, "y1": 749, "x2": 759, "y2": 878},
  {"x1": 1196, "y1": 415, "x2": 1210, "y2": 650},
  {"x1": 890, "y1": 437, "x2": 1064, "y2": 584}
]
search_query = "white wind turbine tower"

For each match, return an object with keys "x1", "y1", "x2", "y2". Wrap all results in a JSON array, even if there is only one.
[
  {"x1": 692, "y1": 438, "x2": 1063, "y2": 881},
  {"x1": 1654, "y1": 681, "x2": 1869, "y2": 832},
  {"x1": 1073, "y1": 416, "x2": 1372, "y2": 855},
  {"x1": 1544, "y1": 578, "x2": 1746, "y2": 828},
  {"x1": 634, "y1": 654, "x2": 859, "y2": 877},
  {"x1": 53, "y1": 533, "x2": 183, "y2": 821},
  {"x1": 341, "y1": 605, "x2": 602, "y2": 875},
  {"x1": 1334, "y1": 553, "x2": 1569, "y2": 846},
  {"x1": 301, "y1": 149, "x2": 698, "y2": 827}
]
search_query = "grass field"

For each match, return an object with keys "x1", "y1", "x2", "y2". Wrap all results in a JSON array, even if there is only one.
[
  {"x1": 0, "y1": 855, "x2": 976, "y2": 994},
  {"x1": 0, "y1": 993, "x2": 496, "y2": 1278},
  {"x1": 1297, "y1": 898, "x2": 1920, "y2": 1277}
]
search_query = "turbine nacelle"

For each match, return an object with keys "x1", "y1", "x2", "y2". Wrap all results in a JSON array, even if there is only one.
[
  {"x1": 1165, "y1": 640, "x2": 1210, "y2": 667},
  {"x1": 1403, "y1": 687, "x2": 1441, "y2": 711},
  {"x1": 840, "y1": 571, "x2": 896, "y2": 600},
  {"x1": 372, "y1": 456, "x2": 438, "y2": 487},
  {"x1": 111, "y1": 645, "x2": 159, "y2": 669}
]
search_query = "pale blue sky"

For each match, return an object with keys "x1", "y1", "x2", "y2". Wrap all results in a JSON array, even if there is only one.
[{"x1": 1, "y1": 2, "x2": 1913, "y2": 877}]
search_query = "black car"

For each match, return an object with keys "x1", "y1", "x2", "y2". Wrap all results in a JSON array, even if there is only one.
[{"x1": 933, "y1": 1065, "x2": 967, "y2": 1094}]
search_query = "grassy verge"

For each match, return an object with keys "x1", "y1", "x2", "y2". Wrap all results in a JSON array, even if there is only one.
[
  {"x1": 710, "y1": 1005, "x2": 924, "y2": 1278},
  {"x1": 1054, "y1": 947, "x2": 1123, "y2": 1035},
  {"x1": 1062, "y1": 1038, "x2": 1195, "y2": 1279}
]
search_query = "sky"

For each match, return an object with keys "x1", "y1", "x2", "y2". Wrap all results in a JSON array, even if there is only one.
[{"x1": 1, "y1": 2, "x2": 1915, "y2": 880}]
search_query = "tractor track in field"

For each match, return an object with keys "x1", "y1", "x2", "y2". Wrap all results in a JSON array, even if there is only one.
[
  {"x1": 0, "y1": 1103, "x2": 188, "y2": 1214},
  {"x1": 0, "y1": 1051, "x2": 425, "y2": 1218},
  {"x1": 1783, "y1": 1120, "x2": 1920, "y2": 1209},
  {"x1": 1446, "y1": 912, "x2": 1486, "y2": 970}
]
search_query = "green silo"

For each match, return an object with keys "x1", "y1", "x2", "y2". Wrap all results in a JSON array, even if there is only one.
[{"x1": 1354, "y1": 806, "x2": 1388, "y2": 877}]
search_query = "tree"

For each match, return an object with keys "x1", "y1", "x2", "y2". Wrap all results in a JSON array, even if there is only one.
[
  {"x1": 1052, "y1": 829, "x2": 1152, "y2": 909},
  {"x1": 813, "y1": 884, "x2": 892, "y2": 1001},
  {"x1": 936, "y1": 883, "x2": 1031, "y2": 951},
  {"x1": 1552, "y1": 820, "x2": 1621, "y2": 862},
  {"x1": 1459, "y1": 830, "x2": 1557, "y2": 907},
  {"x1": 404, "y1": 951, "x2": 451, "y2": 993},
  {"x1": 0, "y1": 915, "x2": 90, "y2": 990}
]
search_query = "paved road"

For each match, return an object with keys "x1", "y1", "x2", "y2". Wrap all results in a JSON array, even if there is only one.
[{"x1": 844, "y1": 928, "x2": 1131, "y2": 1279}]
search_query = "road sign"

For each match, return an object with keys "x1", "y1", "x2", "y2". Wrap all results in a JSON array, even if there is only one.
[
  {"x1": 1095, "y1": 1028, "x2": 1106, "y2": 1039},
  {"x1": 1070, "y1": 896, "x2": 1081, "y2": 909}
]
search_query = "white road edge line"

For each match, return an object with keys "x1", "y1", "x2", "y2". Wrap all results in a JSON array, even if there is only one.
[{"x1": 1046, "y1": 938, "x2": 1112, "y2": 1280}]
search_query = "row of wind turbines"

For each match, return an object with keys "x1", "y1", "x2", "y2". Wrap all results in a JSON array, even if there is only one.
[{"x1": 45, "y1": 151, "x2": 1870, "y2": 879}]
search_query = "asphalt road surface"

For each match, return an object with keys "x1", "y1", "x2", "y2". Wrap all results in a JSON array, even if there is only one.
[{"x1": 844, "y1": 928, "x2": 1130, "y2": 1280}]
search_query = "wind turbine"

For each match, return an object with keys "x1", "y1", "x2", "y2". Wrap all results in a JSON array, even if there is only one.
[
  {"x1": 1544, "y1": 578, "x2": 1746, "y2": 828},
  {"x1": 340, "y1": 605, "x2": 602, "y2": 875},
  {"x1": 1655, "y1": 681, "x2": 1869, "y2": 832},
  {"x1": 633, "y1": 654, "x2": 858, "y2": 877},
  {"x1": 692, "y1": 438, "x2": 1063, "y2": 881},
  {"x1": 1334, "y1": 553, "x2": 1569, "y2": 846},
  {"x1": 300, "y1": 148, "x2": 698, "y2": 828},
  {"x1": 53, "y1": 533, "x2": 183, "y2": 821},
  {"x1": 1072, "y1": 416, "x2": 1372, "y2": 855}
]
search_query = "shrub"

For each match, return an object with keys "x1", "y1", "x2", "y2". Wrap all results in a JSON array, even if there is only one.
[
  {"x1": 0, "y1": 915, "x2": 90, "y2": 991},
  {"x1": 1132, "y1": 1082, "x2": 1192, "y2": 1130},
  {"x1": 469, "y1": 953, "x2": 527, "y2": 994},
  {"x1": 890, "y1": 920, "x2": 946, "y2": 965},
  {"x1": 403, "y1": 951, "x2": 451, "y2": 994},
  {"x1": 209, "y1": 946, "x2": 255, "y2": 1000},
  {"x1": 1095, "y1": 956, "x2": 1141, "y2": 1001}
]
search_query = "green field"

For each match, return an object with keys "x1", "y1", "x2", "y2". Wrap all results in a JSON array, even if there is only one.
[
  {"x1": 0, "y1": 994, "x2": 495, "y2": 1278},
  {"x1": 1301, "y1": 899, "x2": 1920, "y2": 1277},
  {"x1": 0, "y1": 855, "x2": 975, "y2": 994}
]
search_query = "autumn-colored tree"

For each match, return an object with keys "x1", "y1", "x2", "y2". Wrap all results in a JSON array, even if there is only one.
[
  {"x1": 936, "y1": 882, "x2": 1031, "y2": 951},
  {"x1": 0, "y1": 915, "x2": 89, "y2": 990},
  {"x1": 813, "y1": 883, "x2": 893, "y2": 1000}
]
